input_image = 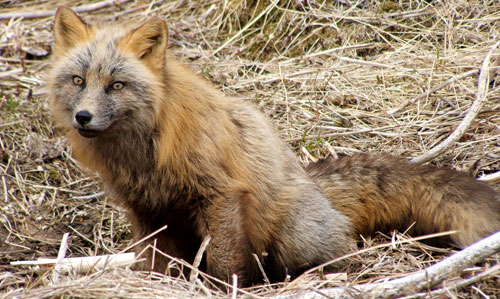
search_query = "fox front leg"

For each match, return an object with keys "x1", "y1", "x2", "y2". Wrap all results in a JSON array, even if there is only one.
[{"x1": 200, "y1": 194, "x2": 264, "y2": 286}]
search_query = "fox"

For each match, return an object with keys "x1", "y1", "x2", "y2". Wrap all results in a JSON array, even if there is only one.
[{"x1": 48, "y1": 6, "x2": 500, "y2": 286}]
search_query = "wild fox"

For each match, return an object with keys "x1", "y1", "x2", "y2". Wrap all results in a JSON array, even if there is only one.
[{"x1": 48, "y1": 7, "x2": 500, "y2": 286}]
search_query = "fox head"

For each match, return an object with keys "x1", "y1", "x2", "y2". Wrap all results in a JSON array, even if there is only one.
[{"x1": 49, "y1": 7, "x2": 167, "y2": 138}]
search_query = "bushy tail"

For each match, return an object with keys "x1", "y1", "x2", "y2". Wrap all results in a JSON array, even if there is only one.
[{"x1": 306, "y1": 154, "x2": 500, "y2": 247}]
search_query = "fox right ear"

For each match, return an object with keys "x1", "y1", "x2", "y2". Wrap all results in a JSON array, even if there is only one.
[
  {"x1": 53, "y1": 6, "x2": 89, "y2": 55},
  {"x1": 122, "y1": 18, "x2": 168, "y2": 64}
]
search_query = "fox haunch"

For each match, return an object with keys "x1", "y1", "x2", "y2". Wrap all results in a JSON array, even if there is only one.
[{"x1": 48, "y1": 7, "x2": 500, "y2": 286}]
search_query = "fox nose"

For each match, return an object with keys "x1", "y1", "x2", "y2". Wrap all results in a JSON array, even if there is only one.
[{"x1": 75, "y1": 110, "x2": 93, "y2": 126}]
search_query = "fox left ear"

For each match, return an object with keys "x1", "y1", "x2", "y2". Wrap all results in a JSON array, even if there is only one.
[
  {"x1": 53, "y1": 6, "x2": 90, "y2": 55},
  {"x1": 124, "y1": 18, "x2": 168, "y2": 64}
]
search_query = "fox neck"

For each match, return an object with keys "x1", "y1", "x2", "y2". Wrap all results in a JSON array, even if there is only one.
[
  {"x1": 65, "y1": 130, "x2": 141, "y2": 201},
  {"x1": 70, "y1": 126, "x2": 151, "y2": 182}
]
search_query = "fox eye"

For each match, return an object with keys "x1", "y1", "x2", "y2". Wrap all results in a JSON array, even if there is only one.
[
  {"x1": 72, "y1": 75, "x2": 84, "y2": 86},
  {"x1": 112, "y1": 82, "x2": 124, "y2": 90}
]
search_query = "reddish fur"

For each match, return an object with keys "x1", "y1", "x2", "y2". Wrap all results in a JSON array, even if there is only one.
[{"x1": 48, "y1": 7, "x2": 500, "y2": 286}]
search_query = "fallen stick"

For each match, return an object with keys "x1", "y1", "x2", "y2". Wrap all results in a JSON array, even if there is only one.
[
  {"x1": 71, "y1": 191, "x2": 106, "y2": 200},
  {"x1": 477, "y1": 170, "x2": 500, "y2": 183},
  {"x1": 410, "y1": 40, "x2": 500, "y2": 164},
  {"x1": 10, "y1": 226, "x2": 167, "y2": 276},
  {"x1": 274, "y1": 231, "x2": 500, "y2": 299},
  {"x1": 52, "y1": 232, "x2": 70, "y2": 282},
  {"x1": 0, "y1": 0, "x2": 131, "y2": 20},
  {"x1": 189, "y1": 235, "x2": 211, "y2": 283},
  {"x1": 11, "y1": 252, "x2": 136, "y2": 274},
  {"x1": 0, "y1": 68, "x2": 23, "y2": 78},
  {"x1": 400, "y1": 262, "x2": 500, "y2": 299}
]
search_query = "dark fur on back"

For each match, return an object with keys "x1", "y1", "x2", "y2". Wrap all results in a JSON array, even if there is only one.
[{"x1": 307, "y1": 154, "x2": 500, "y2": 246}]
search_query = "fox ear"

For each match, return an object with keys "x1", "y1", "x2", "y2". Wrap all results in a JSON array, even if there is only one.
[
  {"x1": 124, "y1": 19, "x2": 168, "y2": 63},
  {"x1": 54, "y1": 6, "x2": 89, "y2": 54}
]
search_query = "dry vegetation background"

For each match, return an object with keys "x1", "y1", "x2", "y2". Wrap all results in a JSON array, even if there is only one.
[{"x1": 1, "y1": 0, "x2": 500, "y2": 298}]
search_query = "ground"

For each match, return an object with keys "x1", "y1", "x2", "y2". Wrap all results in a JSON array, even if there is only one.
[{"x1": 1, "y1": 0, "x2": 499, "y2": 298}]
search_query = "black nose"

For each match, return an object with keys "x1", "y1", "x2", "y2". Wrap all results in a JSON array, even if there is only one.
[{"x1": 75, "y1": 110, "x2": 93, "y2": 126}]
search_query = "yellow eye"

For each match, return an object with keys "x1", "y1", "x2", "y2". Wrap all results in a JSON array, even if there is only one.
[
  {"x1": 72, "y1": 76, "x2": 84, "y2": 86},
  {"x1": 112, "y1": 82, "x2": 124, "y2": 90}
]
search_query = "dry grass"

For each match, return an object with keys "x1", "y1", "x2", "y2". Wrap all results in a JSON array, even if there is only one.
[{"x1": 1, "y1": 0, "x2": 500, "y2": 298}]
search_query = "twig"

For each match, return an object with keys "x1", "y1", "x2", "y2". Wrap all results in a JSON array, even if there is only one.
[
  {"x1": 189, "y1": 235, "x2": 211, "y2": 283},
  {"x1": 232, "y1": 274, "x2": 238, "y2": 299},
  {"x1": 2, "y1": 173, "x2": 8, "y2": 203},
  {"x1": 0, "y1": 69, "x2": 23, "y2": 78},
  {"x1": 400, "y1": 262, "x2": 500, "y2": 298},
  {"x1": 477, "y1": 171, "x2": 500, "y2": 183},
  {"x1": 411, "y1": 40, "x2": 500, "y2": 164},
  {"x1": 12, "y1": 253, "x2": 136, "y2": 273},
  {"x1": 151, "y1": 238, "x2": 157, "y2": 271},
  {"x1": 301, "y1": 147, "x2": 317, "y2": 162},
  {"x1": 118, "y1": 224, "x2": 168, "y2": 254},
  {"x1": 388, "y1": 69, "x2": 479, "y2": 115},
  {"x1": 253, "y1": 253, "x2": 271, "y2": 285},
  {"x1": 67, "y1": 225, "x2": 96, "y2": 248},
  {"x1": 0, "y1": 0, "x2": 131, "y2": 20},
  {"x1": 52, "y1": 232, "x2": 70, "y2": 283},
  {"x1": 71, "y1": 191, "x2": 105, "y2": 200},
  {"x1": 274, "y1": 231, "x2": 500, "y2": 298}
]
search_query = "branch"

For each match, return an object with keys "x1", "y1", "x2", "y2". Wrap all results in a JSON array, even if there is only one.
[
  {"x1": 11, "y1": 252, "x2": 136, "y2": 273},
  {"x1": 477, "y1": 171, "x2": 500, "y2": 183},
  {"x1": 274, "y1": 231, "x2": 500, "y2": 299},
  {"x1": 411, "y1": 40, "x2": 500, "y2": 164},
  {"x1": 52, "y1": 232, "x2": 70, "y2": 282},
  {"x1": 400, "y1": 262, "x2": 500, "y2": 299},
  {"x1": 189, "y1": 235, "x2": 211, "y2": 283},
  {"x1": 0, "y1": 0, "x2": 131, "y2": 20},
  {"x1": 0, "y1": 69, "x2": 23, "y2": 78}
]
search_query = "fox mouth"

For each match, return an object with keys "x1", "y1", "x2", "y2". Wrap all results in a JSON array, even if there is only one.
[{"x1": 77, "y1": 128, "x2": 100, "y2": 138}]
